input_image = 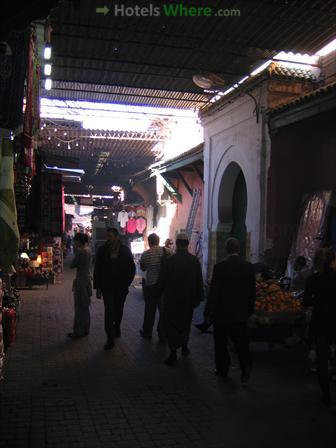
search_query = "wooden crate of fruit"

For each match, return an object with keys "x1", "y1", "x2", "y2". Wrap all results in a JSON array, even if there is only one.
[{"x1": 252, "y1": 279, "x2": 303, "y2": 325}]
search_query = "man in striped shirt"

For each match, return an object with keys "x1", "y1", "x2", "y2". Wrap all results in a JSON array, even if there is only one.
[{"x1": 139, "y1": 233, "x2": 172, "y2": 340}]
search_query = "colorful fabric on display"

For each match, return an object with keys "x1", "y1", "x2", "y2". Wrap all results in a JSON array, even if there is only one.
[
  {"x1": 136, "y1": 205, "x2": 146, "y2": 217},
  {"x1": 39, "y1": 173, "x2": 63, "y2": 236},
  {"x1": 136, "y1": 217, "x2": 147, "y2": 234},
  {"x1": 23, "y1": 31, "x2": 40, "y2": 143},
  {"x1": 23, "y1": 30, "x2": 40, "y2": 177},
  {"x1": 117, "y1": 210, "x2": 129, "y2": 228},
  {"x1": 126, "y1": 218, "x2": 137, "y2": 234},
  {"x1": 0, "y1": 31, "x2": 29, "y2": 130},
  {"x1": 0, "y1": 138, "x2": 20, "y2": 272}
]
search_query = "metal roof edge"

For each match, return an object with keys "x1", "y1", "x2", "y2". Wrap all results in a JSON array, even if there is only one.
[
  {"x1": 268, "y1": 81, "x2": 336, "y2": 131},
  {"x1": 199, "y1": 63, "x2": 318, "y2": 119},
  {"x1": 131, "y1": 143, "x2": 204, "y2": 184}
]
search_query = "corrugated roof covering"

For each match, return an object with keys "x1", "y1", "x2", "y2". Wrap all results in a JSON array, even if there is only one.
[
  {"x1": 38, "y1": 123, "x2": 160, "y2": 189},
  {"x1": 41, "y1": 80, "x2": 209, "y2": 109},
  {"x1": 199, "y1": 62, "x2": 319, "y2": 117},
  {"x1": 132, "y1": 142, "x2": 204, "y2": 183},
  {"x1": 267, "y1": 63, "x2": 318, "y2": 81},
  {"x1": 33, "y1": 0, "x2": 336, "y2": 193},
  {"x1": 269, "y1": 80, "x2": 336, "y2": 114},
  {"x1": 44, "y1": 0, "x2": 336, "y2": 109}
]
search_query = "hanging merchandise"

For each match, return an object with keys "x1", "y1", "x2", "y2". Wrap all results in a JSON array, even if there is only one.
[
  {"x1": 147, "y1": 204, "x2": 154, "y2": 231},
  {"x1": 136, "y1": 216, "x2": 147, "y2": 234},
  {"x1": 23, "y1": 27, "x2": 40, "y2": 169},
  {"x1": 136, "y1": 204, "x2": 146, "y2": 218},
  {"x1": 53, "y1": 238, "x2": 63, "y2": 283},
  {"x1": 117, "y1": 209, "x2": 129, "y2": 229},
  {"x1": 0, "y1": 273, "x2": 20, "y2": 352},
  {"x1": 128, "y1": 207, "x2": 136, "y2": 219},
  {"x1": 126, "y1": 217, "x2": 137, "y2": 234},
  {"x1": 0, "y1": 278, "x2": 4, "y2": 381},
  {"x1": 286, "y1": 191, "x2": 331, "y2": 275},
  {"x1": 14, "y1": 139, "x2": 34, "y2": 232},
  {"x1": 40, "y1": 172, "x2": 64, "y2": 236},
  {"x1": 2, "y1": 307, "x2": 16, "y2": 350},
  {"x1": 0, "y1": 138, "x2": 20, "y2": 272},
  {"x1": 0, "y1": 31, "x2": 29, "y2": 130}
]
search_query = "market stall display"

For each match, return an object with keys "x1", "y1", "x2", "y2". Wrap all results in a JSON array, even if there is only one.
[
  {"x1": 15, "y1": 267, "x2": 49, "y2": 289},
  {"x1": 0, "y1": 278, "x2": 4, "y2": 381},
  {"x1": 249, "y1": 279, "x2": 305, "y2": 349},
  {"x1": 255, "y1": 280, "x2": 301, "y2": 316},
  {"x1": 0, "y1": 275, "x2": 21, "y2": 352}
]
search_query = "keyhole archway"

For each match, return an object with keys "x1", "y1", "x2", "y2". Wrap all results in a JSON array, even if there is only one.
[{"x1": 216, "y1": 162, "x2": 247, "y2": 262}]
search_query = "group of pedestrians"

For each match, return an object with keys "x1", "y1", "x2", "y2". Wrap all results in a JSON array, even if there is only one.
[
  {"x1": 68, "y1": 229, "x2": 255, "y2": 380},
  {"x1": 68, "y1": 227, "x2": 336, "y2": 405}
]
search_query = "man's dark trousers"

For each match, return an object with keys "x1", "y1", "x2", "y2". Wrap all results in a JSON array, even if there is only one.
[
  {"x1": 142, "y1": 284, "x2": 163, "y2": 338},
  {"x1": 214, "y1": 321, "x2": 251, "y2": 375},
  {"x1": 102, "y1": 290, "x2": 127, "y2": 342}
]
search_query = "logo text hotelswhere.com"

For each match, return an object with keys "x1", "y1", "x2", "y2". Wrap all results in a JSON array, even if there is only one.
[{"x1": 96, "y1": 4, "x2": 241, "y2": 17}]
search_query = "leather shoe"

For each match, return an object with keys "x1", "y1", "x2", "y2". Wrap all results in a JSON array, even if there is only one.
[
  {"x1": 67, "y1": 332, "x2": 84, "y2": 339},
  {"x1": 181, "y1": 346, "x2": 190, "y2": 356},
  {"x1": 321, "y1": 393, "x2": 331, "y2": 407},
  {"x1": 164, "y1": 352, "x2": 177, "y2": 365},
  {"x1": 214, "y1": 369, "x2": 228, "y2": 378},
  {"x1": 104, "y1": 342, "x2": 114, "y2": 350},
  {"x1": 194, "y1": 322, "x2": 212, "y2": 332},
  {"x1": 241, "y1": 365, "x2": 252, "y2": 384},
  {"x1": 139, "y1": 329, "x2": 152, "y2": 340}
]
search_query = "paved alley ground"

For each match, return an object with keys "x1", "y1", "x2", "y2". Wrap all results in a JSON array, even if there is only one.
[{"x1": 0, "y1": 260, "x2": 335, "y2": 448}]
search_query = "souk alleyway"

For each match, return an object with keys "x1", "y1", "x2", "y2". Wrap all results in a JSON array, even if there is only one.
[{"x1": 0, "y1": 259, "x2": 335, "y2": 448}]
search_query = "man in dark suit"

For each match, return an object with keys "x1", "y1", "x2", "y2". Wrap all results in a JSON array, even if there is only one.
[
  {"x1": 93, "y1": 228, "x2": 135, "y2": 350},
  {"x1": 205, "y1": 237, "x2": 256, "y2": 383}
]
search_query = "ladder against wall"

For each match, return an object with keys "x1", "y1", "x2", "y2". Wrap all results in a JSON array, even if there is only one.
[{"x1": 186, "y1": 188, "x2": 201, "y2": 239}]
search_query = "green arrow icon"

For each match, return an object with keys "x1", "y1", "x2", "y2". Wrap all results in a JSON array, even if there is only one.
[{"x1": 96, "y1": 6, "x2": 110, "y2": 16}]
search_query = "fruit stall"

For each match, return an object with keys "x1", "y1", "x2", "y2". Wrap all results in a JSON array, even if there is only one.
[{"x1": 249, "y1": 279, "x2": 305, "y2": 349}]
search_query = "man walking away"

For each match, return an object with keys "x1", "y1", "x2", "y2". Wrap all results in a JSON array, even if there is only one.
[
  {"x1": 205, "y1": 237, "x2": 256, "y2": 383},
  {"x1": 139, "y1": 233, "x2": 172, "y2": 340},
  {"x1": 158, "y1": 233, "x2": 203, "y2": 365},
  {"x1": 93, "y1": 228, "x2": 135, "y2": 350}
]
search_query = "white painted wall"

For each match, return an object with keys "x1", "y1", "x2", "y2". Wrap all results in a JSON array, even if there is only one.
[{"x1": 201, "y1": 85, "x2": 269, "y2": 275}]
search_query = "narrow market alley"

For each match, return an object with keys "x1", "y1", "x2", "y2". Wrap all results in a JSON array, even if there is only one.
[{"x1": 0, "y1": 260, "x2": 335, "y2": 448}]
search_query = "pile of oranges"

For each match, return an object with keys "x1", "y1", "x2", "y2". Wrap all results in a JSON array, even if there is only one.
[{"x1": 255, "y1": 279, "x2": 302, "y2": 313}]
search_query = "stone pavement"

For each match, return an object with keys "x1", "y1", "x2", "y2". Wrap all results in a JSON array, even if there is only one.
[{"x1": 0, "y1": 262, "x2": 335, "y2": 448}]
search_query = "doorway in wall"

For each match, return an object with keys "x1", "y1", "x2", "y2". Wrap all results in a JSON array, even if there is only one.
[{"x1": 217, "y1": 162, "x2": 247, "y2": 262}]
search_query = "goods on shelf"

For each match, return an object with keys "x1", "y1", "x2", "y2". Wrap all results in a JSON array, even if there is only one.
[
  {"x1": 0, "y1": 277, "x2": 20, "y2": 353},
  {"x1": 15, "y1": 267, "x2": 49, "y2": 289},
  {"x1": 0, "y1": 278, "x2": 4, "y2": 380},
  {"x1": 252, "y1": 279, "x2": 303, "y2": 325},
  {"x1": 248, "y1": 279, "x2": 305, "y2": 348},
  {"x1": 52, "y1": 239, "x2": 63, "y2": 283},
  {"x1": 41, "y1": 246, "x2": 53, "y2": 272},
  {"x1": 2, "y1": 307, "x2": 16, "y2": 350}
]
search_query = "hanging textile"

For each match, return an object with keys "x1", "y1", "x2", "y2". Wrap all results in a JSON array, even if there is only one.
[
  {"x1": 39, "y1": 172, "x2": 63, "y2": 236},
  {"x1": 23, "y1": 28, "x2": 40, "y2": 177},
  {"x1": 0, "y1": 138, "x2": 20, "y2": 272},
  {"x1": 136, "y1": 217, "x2": 147, "y2": 234},
  {"x1": 286, "y1": 191, "x2": 331, "y2": 276},
  {"x1": 0, "y1": 31, "x2": 29, "y2": 130}
]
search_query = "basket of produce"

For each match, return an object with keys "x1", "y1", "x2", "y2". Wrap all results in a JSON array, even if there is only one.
[{"x1": 251, "y1": 280, "x2": 303, "y2": 326}]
